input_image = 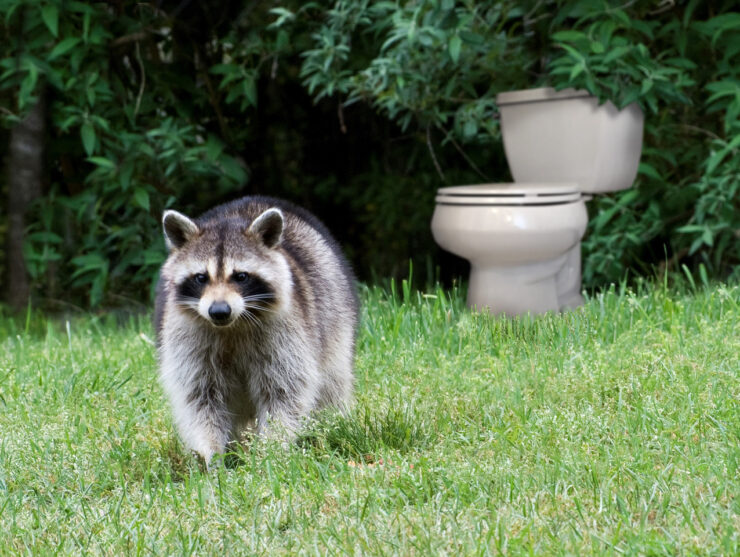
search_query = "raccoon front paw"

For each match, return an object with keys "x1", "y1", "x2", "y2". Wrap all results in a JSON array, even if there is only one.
[
  {"x1": 197, "y1": 445, "x2": 235, "y2": 471},
  {"x1": 192, "y1": 450, "x2": 214, "y2": 472},
  {"x1": 186, "y1": 436, "x2": 228, "y2": 470}
]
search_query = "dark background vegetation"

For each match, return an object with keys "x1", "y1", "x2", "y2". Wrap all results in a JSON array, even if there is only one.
[{"x1": 1, "y1": 0, "x2": 738, "y2": 310}]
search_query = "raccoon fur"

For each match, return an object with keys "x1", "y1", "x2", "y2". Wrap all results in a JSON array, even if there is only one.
[{"x1": 154, "y1": 195, "x2": 358, "y2": 464}]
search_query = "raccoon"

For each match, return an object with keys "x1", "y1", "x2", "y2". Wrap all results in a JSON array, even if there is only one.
[{"x1": 154, "y1": 195, "x2": 359, "y2": 465}]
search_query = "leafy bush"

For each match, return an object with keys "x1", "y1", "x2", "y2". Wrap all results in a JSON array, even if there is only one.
[
  {"x1": 2, "y1": 1, "x2": 251, "y2": 305},
  {"x1": 283, "y1": 0, "x2": 740, "y2": 285},
  {"x1": 547, "y1": 2, "x2": 740, "y2": 284},
  {"x1": 1, "y1": 0, "x2": 737, "y2": 308}
]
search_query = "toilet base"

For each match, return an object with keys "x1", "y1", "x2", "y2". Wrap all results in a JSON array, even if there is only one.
[
  {"x1": 558, "y1": 292, "x2": 585, "y2": 310},
  {"x1": 467, "y1": 244, "x2": 583, "y2": 316}
]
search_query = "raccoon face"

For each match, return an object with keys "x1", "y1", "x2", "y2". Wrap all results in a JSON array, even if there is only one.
[
  {"x1": 174, "y1": 267, "x2": 275, "y2": 327},
  {"x1": 162, "y1": 208, "x2": 289, "y2": 328}
]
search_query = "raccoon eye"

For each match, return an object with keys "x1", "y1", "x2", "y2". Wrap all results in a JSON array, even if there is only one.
[
  {"x1": 233, "y1": 272, "x2": 249, "y2": 283},
  {"x1": 194, "y1": 273, "x2": 209, "y2": 284}
]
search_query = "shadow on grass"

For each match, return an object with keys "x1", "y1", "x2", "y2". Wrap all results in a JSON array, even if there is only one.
[
  {"x1": 298, "y1": 403, "x2": 434, "y2": 463},
  {"x1": 156, "y1": 402, "x2": 435, "y2": 473}
]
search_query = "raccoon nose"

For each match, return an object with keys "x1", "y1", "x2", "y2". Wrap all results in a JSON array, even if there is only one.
[{"x1": 208, "y1": 302, "x2": 232, "y2": 323}]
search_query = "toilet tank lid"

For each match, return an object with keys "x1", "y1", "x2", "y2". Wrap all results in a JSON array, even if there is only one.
[{"x1": 496, "y1": 87, "x2": 592, "y2": 106}]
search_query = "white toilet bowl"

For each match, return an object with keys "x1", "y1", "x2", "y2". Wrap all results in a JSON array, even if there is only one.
[
  {"x1": 431, "y1": 183, "x2": 588, "y2": 315},
  {"x1": 431, "y1": 87, "x2": 644, "y2": 316}
]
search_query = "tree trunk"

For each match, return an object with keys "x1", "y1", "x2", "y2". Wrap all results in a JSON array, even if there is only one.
[{"x1": 6, "y1": 94, "x2": 45, "y2": 311}]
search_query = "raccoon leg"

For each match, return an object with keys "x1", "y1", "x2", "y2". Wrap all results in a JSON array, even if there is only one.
[
  {"x1": 179, "y1": 387, "x2": 233, "y2": 466},
  {"x1": 252, "y1": 387, "x2": 306, "y2": 440},
  {"x1": 317, "y1": 327, "x2": 356, "y2": 411},
  {"x1": 172, "y1": 393, "x2": 232, "y2": 465},
  {"x1": 317, "y1": 371, "x2": 353, "y2": 413},
  {"x1": 160, "y1": 364, "x2": 232, "y2": 465},
  {"x1": 250, "y1": 363, "x2": 321, "y2": 441}
]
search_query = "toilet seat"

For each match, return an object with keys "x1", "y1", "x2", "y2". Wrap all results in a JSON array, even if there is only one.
[{"x1": 435, "y1": 183, "x2": 581, "y2": 206}]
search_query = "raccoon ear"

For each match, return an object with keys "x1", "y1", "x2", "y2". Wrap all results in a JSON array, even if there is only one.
[
  {"x1": 162, "y1": 210, "x2": 199, "y2": 250},
  {"x1": 249, "y1": 208, "x2": 284, "y2": 248}
]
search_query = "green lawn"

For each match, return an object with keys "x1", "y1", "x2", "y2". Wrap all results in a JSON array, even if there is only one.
[{"x1": 1, "y1": 280, "x2": 738, "y2": 555}]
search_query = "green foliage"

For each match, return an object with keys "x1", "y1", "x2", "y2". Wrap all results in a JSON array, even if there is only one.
[
  {"x1": 1, "y1": 0, "x2": 738, "y2": 307},
  {"x1": 294, "y1": 1, "x2": 529, "y2": 140},
  {"x1": 1, "y1": 1, "x2": 253, "y2": 305},
  {"x1": 547, "y1": 1, "x2": 740, "y2": 284},
  {"x1": 282, "y1": 0, "x2": 740, "y2": 286}
]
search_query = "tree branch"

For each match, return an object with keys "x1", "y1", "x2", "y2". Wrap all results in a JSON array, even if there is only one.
[
  {"x1": 426, "y1": 124, "x2": 446, "y2": 182},
  {"x1": 443, "y1": 127, "x2": 490, "y2": 181}
]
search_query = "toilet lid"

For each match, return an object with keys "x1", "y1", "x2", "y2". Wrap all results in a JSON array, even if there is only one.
[{"x1": 436, "y1": 183, "x2": 582, "y2": 206}]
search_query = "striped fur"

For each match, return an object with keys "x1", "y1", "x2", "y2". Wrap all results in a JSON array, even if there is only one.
[{"x1": 154, "y1": 196, "x2": 358, "y2": 465}]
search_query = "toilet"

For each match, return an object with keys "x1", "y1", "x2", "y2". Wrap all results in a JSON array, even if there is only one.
[{"x1": 431, "y1": 87, "x2": 644, "y2": 315}]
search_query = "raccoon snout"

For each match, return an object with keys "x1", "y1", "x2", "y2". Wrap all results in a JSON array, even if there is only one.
[{"x1": 208, "y1": 301, "x2": 232, "y2": 324}]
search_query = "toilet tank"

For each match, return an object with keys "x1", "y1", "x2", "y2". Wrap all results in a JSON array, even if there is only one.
[{"x1": 496, "y1": 87, "x2": 644, "y2": 194}]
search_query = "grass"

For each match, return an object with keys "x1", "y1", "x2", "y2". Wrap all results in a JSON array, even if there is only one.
[{"x1": 0, "y1": 278, "x2": 738, "y2": 555}]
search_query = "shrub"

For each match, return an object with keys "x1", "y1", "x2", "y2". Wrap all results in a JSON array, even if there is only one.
[
  {"x1": 1, "y1": 1, "x2": 737, "y2": 308},
  {"x1": 283, "y1": 0, "x2": 740, "y2": 285}
]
